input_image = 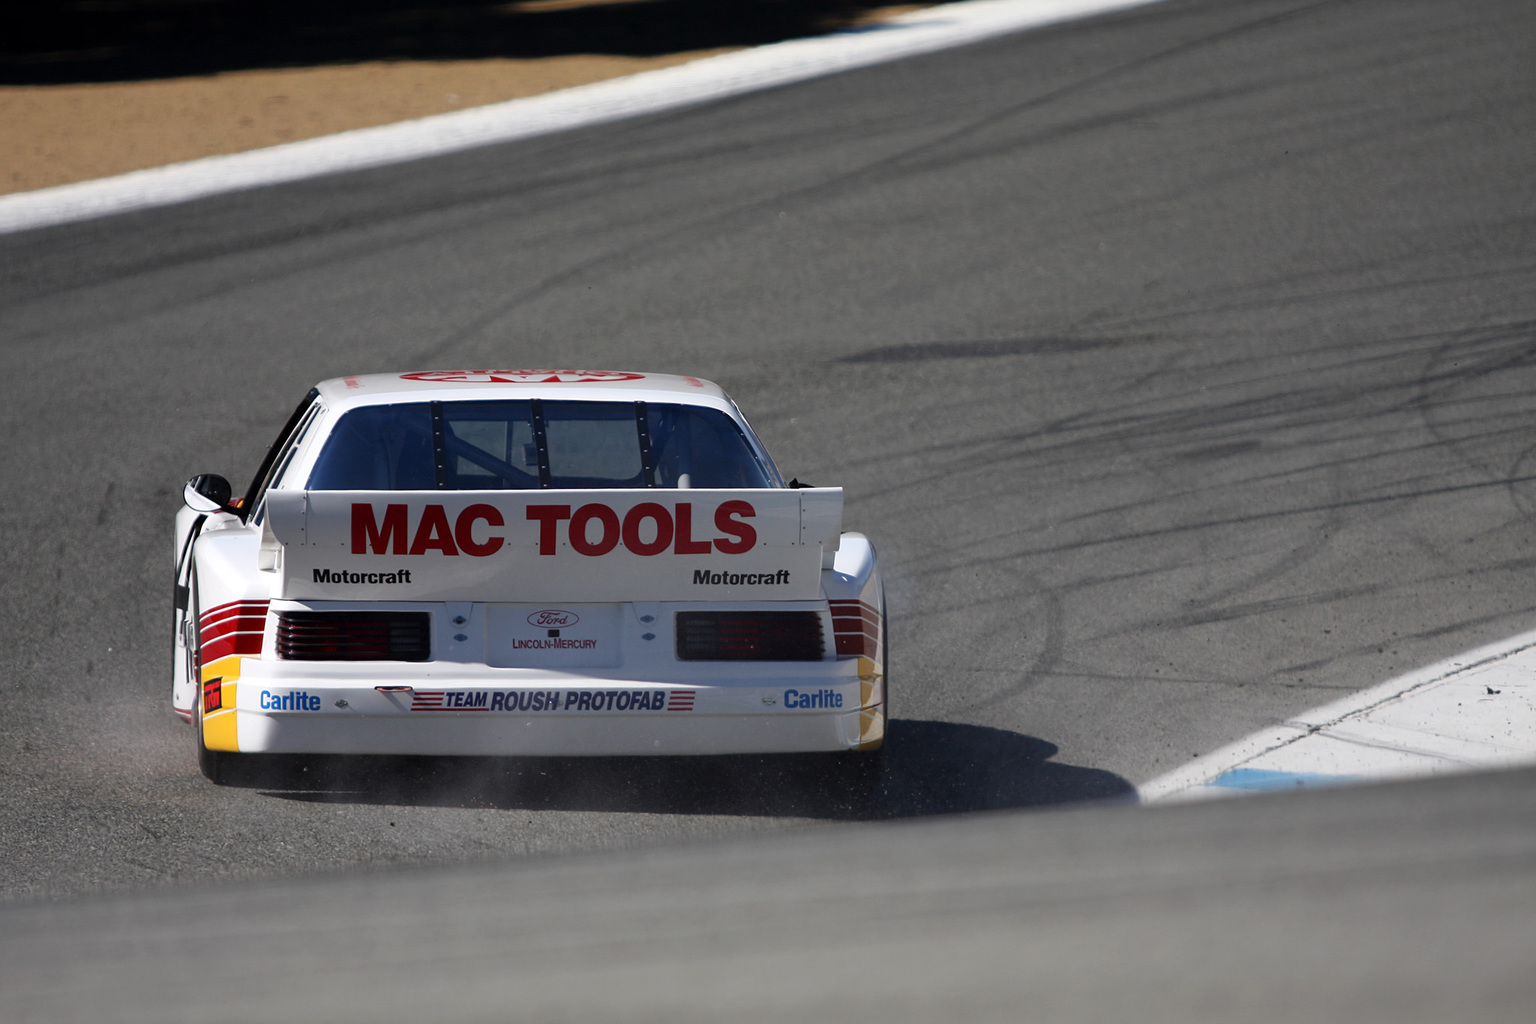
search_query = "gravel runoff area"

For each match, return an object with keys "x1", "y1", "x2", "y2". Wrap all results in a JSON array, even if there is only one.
[{"x1": 1, "y1": 1, "x2": 927, "y2": 195}]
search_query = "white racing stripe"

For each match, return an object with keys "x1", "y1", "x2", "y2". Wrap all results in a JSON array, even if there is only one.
[
  {"x1": 1139, "y1": 631, "x2": 1536, "y2": 802},
  {"x1": 0, "y1": 0, "x2": 1163, "y2": 235}
]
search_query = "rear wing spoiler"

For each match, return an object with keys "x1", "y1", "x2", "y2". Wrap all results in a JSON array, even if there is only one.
[{"x1": 263, "y1": 488, "x2": 841, "y2": 602}]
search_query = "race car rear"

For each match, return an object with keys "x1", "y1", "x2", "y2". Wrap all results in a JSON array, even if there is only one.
[{"x1": 174, "y1": 372, "x2": 886, "y2": 781}]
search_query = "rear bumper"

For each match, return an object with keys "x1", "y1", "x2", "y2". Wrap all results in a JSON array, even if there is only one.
[{"x1": 207, "y1": 659, "x2": 884, "y2": 756}]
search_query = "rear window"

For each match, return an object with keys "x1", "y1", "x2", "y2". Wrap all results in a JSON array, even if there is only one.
[{"x1": 307, "y1": 400, "x2": 775, "y2": 490}]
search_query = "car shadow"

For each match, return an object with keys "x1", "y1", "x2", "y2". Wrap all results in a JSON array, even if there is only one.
[
  {"x1": 240, "y1": 719, "x2": 1134, "y2": 820},
  {"x1": 5, "y1": 1, "x2": 920, "y2": 85}
]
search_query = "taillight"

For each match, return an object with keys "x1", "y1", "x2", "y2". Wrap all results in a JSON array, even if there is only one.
[
  {"x1": 675, "y1": 611, "x2": 824, "y2": 661},
  {"x1": 275, "y1": 612, "x2": 430, "y2": 662},
  {"x1": 828, "y1": 599, "x2": 879, "y2": 658}
]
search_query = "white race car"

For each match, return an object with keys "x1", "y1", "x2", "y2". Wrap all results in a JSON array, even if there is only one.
[{"x1": 173, "y1": 370, "x2": 886, "y2": 783}]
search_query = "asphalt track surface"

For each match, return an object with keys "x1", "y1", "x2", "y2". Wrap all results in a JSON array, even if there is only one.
[{"x1": 1, "y1": 0, "x2": 1533, "y2": 1017}]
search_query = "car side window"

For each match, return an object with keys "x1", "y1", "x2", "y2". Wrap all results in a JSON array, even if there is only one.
[
  {"x1": 265, "y1": 404, "x2": 325, "y2": 493},
  {"x1": 241, "y1": 390, "x2": 321, "y2": 522}
]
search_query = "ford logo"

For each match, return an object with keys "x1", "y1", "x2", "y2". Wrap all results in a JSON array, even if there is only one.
[{"x1": 528, "y1": 609, "x2": 579, "y2": 628}]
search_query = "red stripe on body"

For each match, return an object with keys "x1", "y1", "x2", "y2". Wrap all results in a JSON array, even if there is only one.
[
  {"x1": 200, "y1": 613, "x2": 267, "y2": 646},
  {"x1": 199, "y1": 600, "x2": 270, "y2": 634}
]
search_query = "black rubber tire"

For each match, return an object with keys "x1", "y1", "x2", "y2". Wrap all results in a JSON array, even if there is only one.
[
  {"x1": 835, "y1": 597, "x2": 891, "y2": 803},
  {"x1": 188, "y1": 574, "x2": 232, "y2": 784},
  {"x1": 857, "y1": 591, "x2": 890, "y2": 750},
  {"x1": 195, "y1": 691, "x2": 227, "y2": 784},
  {"x1": 876, "y1": 587, "x2": 889, "y2": 730}
]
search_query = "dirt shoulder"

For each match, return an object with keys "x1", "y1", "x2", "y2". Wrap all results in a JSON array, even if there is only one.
[{"x1": 1, "y1": 3, "x2": 927, "y2": 196}]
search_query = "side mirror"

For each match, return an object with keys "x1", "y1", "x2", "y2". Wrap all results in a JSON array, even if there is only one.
[{"x1": 183, "y1": 474, "x2": 241, "y2": 517}]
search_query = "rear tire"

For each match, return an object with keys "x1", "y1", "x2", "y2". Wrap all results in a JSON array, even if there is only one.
[
  {"x1": 874, "y1": 590, "x2": 889, "y2": 733},
  {"x1": 195, "y1": 695, "x2": 227, "y2": 784},
  {"x1": 188, "y1": 574, "x2": 233, "y2": 784},
  {"x1": 837, "y1": 591, "x2": 890, "y2": 801}
]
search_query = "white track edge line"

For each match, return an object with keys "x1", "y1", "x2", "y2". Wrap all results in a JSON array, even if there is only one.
[
  {"x1": 0, "y1": 0, "x2": 1163, "y2": 235},
  {"x1": 1136, "y1": 628, "x2": 1536, "y2": 801}
]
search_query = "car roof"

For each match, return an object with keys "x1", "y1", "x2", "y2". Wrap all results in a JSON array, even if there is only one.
[{"x1": 314, "y1": 370, "x2": 733, "y2": 410}]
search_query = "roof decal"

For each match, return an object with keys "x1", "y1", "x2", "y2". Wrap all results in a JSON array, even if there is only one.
[
  {"x1": 314, "y1": 370, "x2": 732, "y2": 407},
  {"x1": 399, "y1": 370, "x2": 646, "y2": 384}
]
